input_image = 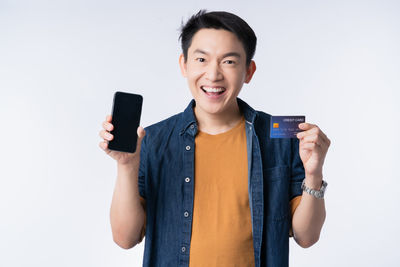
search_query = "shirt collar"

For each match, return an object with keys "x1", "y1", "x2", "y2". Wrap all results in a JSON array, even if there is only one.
[{"x1": 179, "y1": 97, "x2": 257, "y2": 136}]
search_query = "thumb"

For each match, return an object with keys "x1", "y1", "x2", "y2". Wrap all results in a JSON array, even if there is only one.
[
  {"x1": 136, "y1": 126, "x2": 146, "y2": 152},
  {"x1": 137, "y1": 126, "x2": 146, "y2": 139}
]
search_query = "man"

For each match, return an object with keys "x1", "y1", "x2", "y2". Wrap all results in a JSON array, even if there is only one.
[{"x1": 99, "y1": 9, "x2": 330, "y2": 267}]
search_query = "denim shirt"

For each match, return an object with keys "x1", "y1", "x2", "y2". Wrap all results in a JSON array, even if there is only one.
[{"x1": 138, "y1": 97, "x2": 305, "y2": 267}]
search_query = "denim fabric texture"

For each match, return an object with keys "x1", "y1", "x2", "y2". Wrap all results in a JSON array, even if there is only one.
[{"x1": 138, "y1": 97, "x2": 305, "y2": 267}]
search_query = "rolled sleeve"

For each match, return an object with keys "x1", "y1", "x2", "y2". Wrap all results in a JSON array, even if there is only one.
[
  {"x1": 138, "y1": 132, "x2": 147, "y2": 199},
  {"x1": 137, "y1": 196, "x2": 147, "y2": 243},
  {"x1": 289, "y1": 137, "x2": 305, "y2": 201},
  {"x1": 289, "y1": 195, "x2": 302, "y2": 237}
]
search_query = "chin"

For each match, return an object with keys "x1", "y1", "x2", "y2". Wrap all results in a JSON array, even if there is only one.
[{"x1": 196, "y1": 99, "x2": 228, "y2": 114}]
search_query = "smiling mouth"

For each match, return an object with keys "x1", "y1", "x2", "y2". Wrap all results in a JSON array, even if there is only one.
[{"x1": 201, "y1": 86, "x2": 226, "y2": 95}]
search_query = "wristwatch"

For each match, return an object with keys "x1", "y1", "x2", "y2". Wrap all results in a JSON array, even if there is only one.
[{"x1": 301, "y1": 179, "x2": 328, "y2": 199}]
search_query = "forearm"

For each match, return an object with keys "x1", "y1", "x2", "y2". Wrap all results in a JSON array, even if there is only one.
[
  {"x1": 292, "y1": 174, "x2": 326, "y2": 248},
  {"x1": 110, "y1": 161, "x2": 145, "y2": 249}
]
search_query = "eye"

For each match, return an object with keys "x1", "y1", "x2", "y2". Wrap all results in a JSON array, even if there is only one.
[
  {"x1": 196, "y1": 58, "x2": 205, "y2": 62},
  {"x1": 224, "y1": 60, "x2": 235, "y2": 64}
]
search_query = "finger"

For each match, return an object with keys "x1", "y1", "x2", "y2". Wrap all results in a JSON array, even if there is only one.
[
  {"x1": 300, "y1": 141, "x2": 323, "y2": 152},
  {"x1": 304, "y1": 124, "x2": 329, "y2": 143},
  {"x1": 311, "y1": 127, "x2": 330, "y2": 146},
  {"x1": 326, "y1": 136, "x2": 331, "y2": 147},
  {"x1": 99, "y1": 140, "x2": 109, "y2": 150},
  {"x1": 319, "y1": 130, "x2": 330, "y2": 146},
  {"x1": 136, "y1": 126, "x2": 146, "y2": 151},
  {"x1": 106, "y1": 114, "x2": 112, "y2": 122},
  {"x1": 137, "y1": 126, "x2": 146, "y2": 139},
  {"x1": 301, "y1": 133, "x2": 322, "y2": 146},
  {"x1": 297, "y1": 124, "x2": 327, "y2": 142},
  {"x1": 300, "y1": 132, "x2": 330, "y2": 147},
  {"x1": 297, "y1": 126, "x2": 317, "y2": 139},
  {"x1": 298, "y1": 123, "x2": 317, "y2": 131},
  {"x1": 103, "y1": 121, "x2": 114, "y2": 131},
  {"x1": 100, "y1": 129, "x2": 114, "y2": 141}
]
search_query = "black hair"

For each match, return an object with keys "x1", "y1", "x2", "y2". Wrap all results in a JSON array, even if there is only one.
[{"x1": 178, "y1": 9, "x2": 257, "y2": 68}]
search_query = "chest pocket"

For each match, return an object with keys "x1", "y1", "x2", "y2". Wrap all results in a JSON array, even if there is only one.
[{"x1": 263, "y1": 166, "x2": 290, "y2": 221}]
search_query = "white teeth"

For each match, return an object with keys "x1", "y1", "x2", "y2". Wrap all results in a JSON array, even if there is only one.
[{"x1": 202, "y1": 86, "x2": 226, "y2": 93}]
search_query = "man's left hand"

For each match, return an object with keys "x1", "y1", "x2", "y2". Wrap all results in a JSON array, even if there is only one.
[{"x1": 296, "y1": 123, "x2": 331, "y2": 180}]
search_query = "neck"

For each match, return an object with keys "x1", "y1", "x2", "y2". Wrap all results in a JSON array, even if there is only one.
[{"x1": 194, "y1": 101, "x2": 243, "y2": 135}]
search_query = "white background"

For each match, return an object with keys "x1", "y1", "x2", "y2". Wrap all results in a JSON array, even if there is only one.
[{"x1": 1, "y1": 0, "x2": 399, "y2": 266}]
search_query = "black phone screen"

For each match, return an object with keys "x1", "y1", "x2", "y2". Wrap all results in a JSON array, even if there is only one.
[{"x1": 108, "y1": 91, "x2": 143, "y2": 153}]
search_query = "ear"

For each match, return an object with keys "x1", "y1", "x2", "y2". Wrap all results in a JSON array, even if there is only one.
[
  {"x1": 179, "y1": 53, "x2": 187, "y2": 78},
  {"x1": 244, "y1": 60, "x2": 256, "y2": 83}
]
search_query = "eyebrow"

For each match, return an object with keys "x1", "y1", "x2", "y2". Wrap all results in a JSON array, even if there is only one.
[{"x1": 193, "y1": 49, "x2": 241, "y2": 59}]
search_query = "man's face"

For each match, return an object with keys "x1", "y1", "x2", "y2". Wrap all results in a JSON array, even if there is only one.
[{"x1": 179, "y1": 28, "x2": 256, "y2": 117}]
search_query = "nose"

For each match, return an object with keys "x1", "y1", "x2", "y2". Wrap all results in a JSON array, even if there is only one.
[{"x1": 204, "y1": 61, "x2": 223, "y2": 81}]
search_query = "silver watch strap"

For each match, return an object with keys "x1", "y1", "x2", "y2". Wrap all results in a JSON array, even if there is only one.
[{"x1": 301, "y1": 179, "x2": 328, "y2": 199}]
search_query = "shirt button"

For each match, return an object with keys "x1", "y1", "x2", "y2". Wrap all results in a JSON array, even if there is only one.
[
  {"x1": 190, "y1": 124, "x2": 194, "y2": 129},
  {"x1": 181, "y1": 246, "x2": 186, "y2": 252},
  {"x1": 184, "y1": 211, "x2": 189, "y2": 217},
  {"x1": 185, "y1": 177, "x2": 190, "y2": 183},
  {"x1": 186, "y1": 145, "x2": 191, "y2": 151}
]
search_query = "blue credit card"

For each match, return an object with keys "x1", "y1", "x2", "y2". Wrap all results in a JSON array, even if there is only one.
[{"x1": 270, "y1": 116, "x2": 305, "y2": 138}]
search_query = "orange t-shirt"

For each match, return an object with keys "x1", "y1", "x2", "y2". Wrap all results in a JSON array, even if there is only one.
[
  {"x1": 189, "y1": 115, "x2": 254, "y2": 266},
  {"x1": 137, "y1": 116, "x2": 302, "y2": 263}
]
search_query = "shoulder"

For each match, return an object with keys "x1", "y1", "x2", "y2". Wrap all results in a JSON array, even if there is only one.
[
  {"x1": 255, "y1": 110, "x2": 271, "y2": 122},
  {"x1": 144, "y1": 112, "x2": 183, "y2": 133},
  {"x1": 253, "y1": 109, "x2": 271, "y2": 130},
  {"x1": 142, "y1": 112, "x2": 183, "y2": 145}
]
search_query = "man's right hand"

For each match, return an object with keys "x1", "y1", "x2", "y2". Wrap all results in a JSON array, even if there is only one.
[
  {"x1": 99, "y1": 114, "x2": 146, "y2": 165},
  {"x1": 101, "y1": 114, "x2": 147, "y2": 248}
]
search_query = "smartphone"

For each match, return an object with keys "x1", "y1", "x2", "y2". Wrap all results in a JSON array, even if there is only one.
[{"x1": 108, "y1": 91, "x2": 143, "y2": 153}]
